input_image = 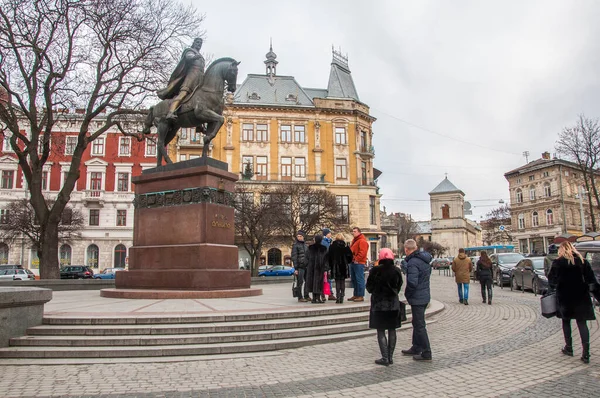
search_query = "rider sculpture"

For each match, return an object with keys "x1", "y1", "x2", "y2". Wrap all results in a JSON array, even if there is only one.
[{"x1": 157, "y1": 38, "x2": 205, "y2": 122}]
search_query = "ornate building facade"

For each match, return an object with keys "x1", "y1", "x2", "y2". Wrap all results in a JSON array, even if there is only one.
[{"x1": 171, "y1": 46, "x2": 383, "y2": 265}]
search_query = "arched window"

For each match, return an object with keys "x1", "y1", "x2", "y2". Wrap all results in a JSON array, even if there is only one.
[
  {"x1": 546, "y1": 209, "x2": 554, "y2": 225},
  {"x1": 516, "y1": 189, "x2": 523, "y2": 203},
  {"x1": 544, "y1": 183, "x2": 551, "y2": 198},
  {"x1": 518, "y1": 214, "x2": 525, "y2": 229},
  {"x1": 267, "y1": 248, "x2": 282, "y2": 265},
  {"x1": 114, "y1": 244, "x2": 127, "y2": 268},
  {"x1": 59, "y1": 244, "x2": 72, "y2": 266},
  {"x1": 441, "y1": 204, "x2": 450, "y2": 219},
  {"x1": 0, "y1": 242, "x2": 8, "y2": 264},
  {"x1": 529, "y1": 186, "x2": 536, "y2": 200},
  {"x1": 87, "y1": 244, "x2": 99, "y2": 268},
  {"x1": 532, "y1": 211, "x2": 539, "y2": 227}
]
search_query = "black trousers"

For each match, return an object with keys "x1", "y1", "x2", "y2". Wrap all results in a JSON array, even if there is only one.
[
  {"x1": 480, "y1": 278, "x2": 492, "y2": 301},
  {"x1": 410, "y1": 304, "x2": 431, "y2": 356},
  {"x1": 335, "y1": 278, "x2": 345, "y2": 298},
  {"x1": 562, "y1": 319, "x2": 590, "y2": 355},
  {"x1": 296, "y1": 268, "x2": 310, "y2": 299}
]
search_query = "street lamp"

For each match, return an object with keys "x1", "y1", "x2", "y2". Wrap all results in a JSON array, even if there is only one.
[{"x1": 575, "y1": 186, "x2": 589, "y2": 233}]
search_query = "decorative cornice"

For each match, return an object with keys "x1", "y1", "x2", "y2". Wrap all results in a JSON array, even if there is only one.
[{"x1": 134, "y1": 187, "x2": 234, "y2": 209}]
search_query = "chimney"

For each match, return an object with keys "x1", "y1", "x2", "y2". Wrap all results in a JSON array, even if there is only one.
[{"x1": 542, "y1": 151, "x2": 551, "y2": 160}]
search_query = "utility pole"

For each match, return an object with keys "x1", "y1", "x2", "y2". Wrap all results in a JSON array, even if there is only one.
[
  {"x1": 523, "y1": 151, "x2": 530, "y2": 164},
  {"x1": 577, "y1": 185, "x2": 587, "y2": 234},
  {"x1": 558, "y1": 164, "x2": 567, "y2": 234}
]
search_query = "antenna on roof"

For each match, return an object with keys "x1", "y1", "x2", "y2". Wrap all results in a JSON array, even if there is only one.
[{"x1": 523, "y1": 151, "x2": 530, "y2": 163}]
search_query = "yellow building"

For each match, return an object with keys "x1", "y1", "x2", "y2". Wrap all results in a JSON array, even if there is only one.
[{"x1": 171, "y1": 46, "x2": 382, "y2": 265}]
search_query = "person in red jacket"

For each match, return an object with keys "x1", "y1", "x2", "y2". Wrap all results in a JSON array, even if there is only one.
[{"x1": 348, "y1": 226, "x2": 369, "y2": 302}]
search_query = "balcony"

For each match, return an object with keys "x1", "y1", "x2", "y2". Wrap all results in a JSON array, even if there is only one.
[
  {"x1": 356, "y1": 145, "x2": 375, "y2": 158},
  {"x1": 83, "y1": 190, "x2": 105, "y2": 206}
]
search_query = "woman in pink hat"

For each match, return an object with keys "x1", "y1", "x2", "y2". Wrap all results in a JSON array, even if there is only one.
[{"x1": 366, "y1": 248, "x2": 403, "y2": 366}]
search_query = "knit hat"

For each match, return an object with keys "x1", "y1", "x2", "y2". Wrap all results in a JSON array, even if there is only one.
[
  {"x1": 296, "y1": 230, "x2": 305, "y2": 236},
  {"x1": 548, "y1": 244, "x2": 558, "y2": 254},
  {"x1": 379, "y1": 248, "x2": 394, "y2": 261},
  {"x1": 322, "y1": 228, "x2": 331, "y2": 236}
]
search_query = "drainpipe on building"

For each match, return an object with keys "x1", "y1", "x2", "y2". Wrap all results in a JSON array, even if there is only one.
[{"x1": 558, "y1": 164, "x2": 567, "y2": 234}]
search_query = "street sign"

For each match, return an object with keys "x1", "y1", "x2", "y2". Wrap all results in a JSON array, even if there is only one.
[{"x1": 499, "y1": 225, "x2": 505, "y2": 231}]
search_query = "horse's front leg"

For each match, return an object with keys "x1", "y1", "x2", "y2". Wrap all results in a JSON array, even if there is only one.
[{"x1": 194, "y1": 109, "x2": 224, "y2": 158}]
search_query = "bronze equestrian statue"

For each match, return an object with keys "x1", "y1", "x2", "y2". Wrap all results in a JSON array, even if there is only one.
[{"x1": 143, "y1": 39, "x2": 239, "y2": 165}]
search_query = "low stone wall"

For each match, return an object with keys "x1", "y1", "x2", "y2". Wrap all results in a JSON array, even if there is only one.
[
  {"x1": 0, "y1": 287, "x2": 52, "y2": 347},
  {"x1": 0, "y1": 280, "x2": 115, "y2": 291}
]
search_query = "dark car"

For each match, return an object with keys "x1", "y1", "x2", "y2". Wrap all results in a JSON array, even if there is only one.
[
  {"x1": 491, "y1": 253, "x2": 525, "y2": 286},
  {"x1": 510, "y1": 257, "x2": 548, "y2": 294},
  {"x1": 575, "y1": 241, "x2": 600, "y2": 284},
  {"x1": 60, "y1": 265, "x2": 94, "y2": 279},
  {"x1": 431, "y1": 258, "x2": 451, "y2": 270}
]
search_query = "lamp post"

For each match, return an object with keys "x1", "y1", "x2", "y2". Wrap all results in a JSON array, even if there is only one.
[{"x1": 576, "y1": 186, "x2": 589, "y2": 234}]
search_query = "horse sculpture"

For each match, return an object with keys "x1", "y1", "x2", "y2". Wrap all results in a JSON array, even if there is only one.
[{"x1": 142, "y1": 57, "x2": 240, "y2": 165}]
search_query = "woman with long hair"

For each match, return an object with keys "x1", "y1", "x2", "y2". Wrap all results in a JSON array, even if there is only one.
[
  {"x1": 548, "y1": 241, "x2": 597, "y2": 363},
  {"x1": 366, "y1": 248, "x2": 403, "y2": 366},
  {"x1": 477, "y1": 252, "x2": 493, "y2": 305}
]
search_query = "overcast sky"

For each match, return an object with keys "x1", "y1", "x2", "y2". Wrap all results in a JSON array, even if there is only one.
[{"x1": 192, "y1": 0, "x2": 600, "y2": 222}]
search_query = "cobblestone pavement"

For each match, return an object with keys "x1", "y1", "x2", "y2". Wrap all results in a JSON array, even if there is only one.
[{"x1": 1, "y1": 274, "x2": 600, "y2": 397}]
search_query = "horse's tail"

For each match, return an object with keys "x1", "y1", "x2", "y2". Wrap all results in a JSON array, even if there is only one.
[{"x1": 141, "y1": 107, "x2": 154, "y2": 135}]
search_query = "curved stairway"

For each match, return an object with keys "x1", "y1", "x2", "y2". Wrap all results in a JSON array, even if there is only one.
[{"x1": 0, "y1": 301, "x2": 443, "y2": 360}]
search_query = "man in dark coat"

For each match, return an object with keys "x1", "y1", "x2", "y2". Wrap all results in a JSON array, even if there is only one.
[
  {"x1": 306, "y1": 234, "x2": 329, "y2": 304},
  {"x1": 328, "y1": 234, "x2": 353, "y2": 303},
  {"x1": 291, "y1": 231, "x2": 310, "y2": 302},
  {"x1": 401, "y1": 239, "x2": 433, "y2": 361}
]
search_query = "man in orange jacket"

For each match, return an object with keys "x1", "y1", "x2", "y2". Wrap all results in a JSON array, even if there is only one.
[{"x1": 348, "y1": 226, "x2": 369, "y2": 302}]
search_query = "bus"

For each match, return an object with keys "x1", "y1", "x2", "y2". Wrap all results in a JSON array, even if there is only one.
[{"x1": 464, "y1": 245, "x2": 515, "y2": 256}]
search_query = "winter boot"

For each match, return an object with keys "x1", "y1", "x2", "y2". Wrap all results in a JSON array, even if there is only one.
[
  {"x1": 388, "y1": 332, "x2": 397, "y2": 365},
  {"x1": 582, "y1": 343, "x2": 590, "y2": 364},
  {"x1": 561, "y1": 346, "x2": 574, "y2": 357},
  {"x1": 375, "y1": 335, "x2": 389, "y2": 366}
]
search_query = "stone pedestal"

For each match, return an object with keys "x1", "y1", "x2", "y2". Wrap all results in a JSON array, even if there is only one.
[
  {"x1": 0, "y1": 287, "x2": 52, "y2": 347},
  {"x1": 101, "y1": 158, "x2": 261, "y2": 299}
]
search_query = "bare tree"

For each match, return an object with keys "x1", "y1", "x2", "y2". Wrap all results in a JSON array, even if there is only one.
[
  {"x1": 269, "y1": 184, "x2": 346, "y2": 240},
  {"x1": 398, "y1": 213, "x2": 419, "y2": 244},
  {"x1": 0, "y1": 199, "x2": 84, "y2": 260},
  {"x1": 234, "y1": 186, "x2": 279, "y2": 276},
  {"x1": 555, "y1": 115, "x2": 600, "y2": 231},
  {"x1": 0, "y1": 0, "x2": 203, "y2": 278},
  {"x1": 481, "y1": 205, "x2": 512, "y2": 245},
  {"x1": 417, "y1": 237, "x2": 447, "y2": 258}
]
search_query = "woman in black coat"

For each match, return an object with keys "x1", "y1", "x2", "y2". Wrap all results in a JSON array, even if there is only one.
[
  {"x1": 548, "y1": 241, "x2": 597, "y2": 363},
  {"x1": 476, "y1": 251, "x2": 493, "y2": 305},
  {"x1": 366, "y1": 248, "x2": 403, "y2": 366},
  {"x1": 328, "y1": 233, "x2": 353, "y2": 303},
  {"x1": 306, "y1": 234, "x2": 329, "y2": 304}
]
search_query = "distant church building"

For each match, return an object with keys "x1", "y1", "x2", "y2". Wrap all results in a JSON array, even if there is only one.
[{"x1": 429, "y1": 177, "x2": 480, "y2": 255}]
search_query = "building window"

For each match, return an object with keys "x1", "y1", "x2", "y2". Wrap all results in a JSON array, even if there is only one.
[
  {"x1": 0, "y1": 209, "x2": 9, "y2": 224},
  {"x1": 529, "y1": 175, "x2": 535, "y2": 181},
  {"x1": 89, "y1": 209, "x2": 100, "y2": 226},
  {"x1": 41, "y1": 171, "x2": 48, "y2": 191},
  {"x1": 361, "y1": 161, "x2": 367, "y2": 185},
  {"x1": 360, "y1": 131, "x2": 367, "y2": 152},
  {"x1": 518, "y1": 214, "x2": 525, "y2": 229},
  {"x1": 542, "y1": 171, "x2": 550, "y2": 178},
  {"x1": 294, "y1": 125, "x2": 305, "y2": 143},
  {"x1": 114, "y1": 244, "x2": 127, "y2": 267},
  {"x1": 179, "y1": 154, "x2": 187, "y2": 161},
  {"x1": 60, "y1": 244, "x2": 72, "y2": 266},
  {"x1": 294, "y1": 157, "x2": 306, "y2": 177},
  {"x1": 573, "y1": 172, "x2": 578, "y2": 178},
  {"x1": 65, "y1": 136, "x2": 77, "y2": 155},
  {"x1": 242, "y1": 156, "x2": 253, "y2": 175},
  {"x1": 180, "y1": 128, "x2": 189, "y2": 139},
  {"x1": 145, "y1": 138, "x2": 157, "y2": 156},
  {"x1": 2, "y1": 133, "x2": 13, "y2": 153},
  {"x1": 87, "y1": 244, "x2": 99, "y2": 268},
  {"x1": 532, "y1": 211, "x2": 539, "y2": 227},
  {"x1": 280, "y1": 125, "x2": 292, "y2": 143},
  {"x1": 281, "y1": 157, "x2": 292, "y2": 178},
  {"x1": 90, "y1": 172, "x2": 102, "y2": 191},
  {"x1": 336, "y1": 195, "x2": 349, "y2": 224},
  {"x1": 442, "y1": 204, "x2": 450, "y2": 219},
  {"x1": 516, "y1": 178, "x2": 521, "y2": 184},
  {"x1": 242, "y1": 123, "x2": 254, "y2": 141},
  {"x1": 544, "y1": 183, "x2": 551, "y2": 197},
  {"x1": 0, "y1": 242, "x2": 8, "y2": 264},
  {"x1": 116, "y1": 173, "x2": 129, "y2": 192},
  {"x1": 256, "y1": 156, "x2": 268, "y2": 180},
  {"x1": 190, "y1": 130, "x2": 202, "y2": 143},
  {"x1": 565, "y1": 170, "x2": 569, "y2": 176},
  {"x1": 546, "y1": 209, "x2": 554, "y2": 225},
  {"x1": 256, "y1": 124, "x2": 268, "y2": 142},
  {"x1": 370, "y1": 196, "x2": 376, "y2": 225},
  {"x1": 335, "y1": 158, "x2": 347, "y2": 179},
  {"x1": 119, "y1": 137, "x2": 130, "y2": 156},
  {"x1": 529, "y1": 186, "x2": 536, "y2": 200},
  {"x1": 1, "y1": 170, "x2": 14, "y2": 189},
  {"x1": 91, "y1": 137, "x2": 104, "y2": 155},
  {"x1": 335, "y1": 127, "x2": 347, "y2": 145},
  {"x1": 116, "y1": 209, "x2": 127, "y2": 226},
  {"x1": 516, "y1": 189, "x2": 523, "y2": 203}
]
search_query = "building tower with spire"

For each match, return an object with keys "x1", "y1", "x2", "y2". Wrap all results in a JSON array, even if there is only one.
[{"x1": 264, "y1": 40, "x2": 278, "y2": 77}]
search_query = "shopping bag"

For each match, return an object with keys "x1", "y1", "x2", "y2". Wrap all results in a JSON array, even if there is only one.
[
  {"x1": 399, "y1": 301, "x2": 408, "y2": 322},
  {"x1": 323, "y1": 274, "x2": 331, "y2": 296},
  {"x1": 541, "y1": 292, "x2": 557, "y2": 318}
]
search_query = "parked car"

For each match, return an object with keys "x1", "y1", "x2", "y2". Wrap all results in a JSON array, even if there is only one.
[
  {"x1": 431, "y1": 258, "x2": 451, "y2": 270},
  {"x1": 258, "y1": 265, "x2": 272, "y2": 272},
  {"x1": 469, "y1": 256, "x2": 480, "y2": 280},
  {"x1": 258, "y1": 265, "x2": 295, "y2": 277},
  {"x1": 491, "y1": 253, "x2": 525, "y2": 286},
  {"x1": 93, "y1": 268, "x2": 125, "y2": 280},
  {"x1": 0, "y1": 264, "x2": 24, "y2": 271},
  {"x1": 60, "y1": 265, "x2": 94, "y2": 279},
  {"x1": 575, "y1": 241, "x2": 600, "y2": 284},
  {"x1": 511, "y1": 257, "x2": 548, "y2": 294},
  {"x1": 0, "y1": 268, "x2": 35, "y2": 280}
]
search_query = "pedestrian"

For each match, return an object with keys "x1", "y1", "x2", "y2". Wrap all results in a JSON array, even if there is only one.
[
  {"x1": 328, "y1": 233, "x2": 353, "y2": 304},
  {"x1": 476, "y1": 252, "x2": 493, "y2": 305},
  {"x1": 544, "y1": 244, "x2": 559, "y2": 277},
  {"x1": 348, "y1": 227, "x2": 369, "y2": 302},
  {"x1": 366, "y1": 248, "x2": 403, "y2": 366},
  {"x1": 452, "y1": 248, "x2": 473, "y2": 305},
  {"x1": 306, "y1": 234, "x2": 329, "y2": 304},
  {"x1": 291, "y1": 231, "x2": 310, "y2": 302},
  {"x1": 401, "y1": 239, "x2": 432, "y2": 361},
  {"x1": 321, "y1": 228, "x2": 336, "y2": 301},
  {"x1": 548, "y1": 241, "x2": 597, "y2": 364}
]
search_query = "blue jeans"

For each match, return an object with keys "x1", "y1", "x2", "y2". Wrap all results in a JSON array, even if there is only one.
[
  {"x1": 457, "y1": 283, "x2": 470, "y2": 301},
  {"x1": 350, "y1": 263, "x2": 365, "y2": 297}
]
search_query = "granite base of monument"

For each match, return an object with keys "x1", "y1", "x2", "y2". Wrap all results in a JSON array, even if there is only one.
[{"x1": 101, "y1": 158, "x2": 262, "y2": 299}]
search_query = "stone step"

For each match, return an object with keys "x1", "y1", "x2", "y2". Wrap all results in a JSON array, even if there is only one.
[
  {"x1": 27, "y1": 312, "x2": 370, "y2": 336},
  {"x1": 10, "y1": 321, "x2": 371, "y2": 347},
  {"x1": 42, "y1": 303, "x2": 373, "y2": 325}
]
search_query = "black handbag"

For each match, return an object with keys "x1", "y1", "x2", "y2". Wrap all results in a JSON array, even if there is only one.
[
  {"x1": 541, "y1": 292, "x2": 557, "y2": 318},
  {"x1": 292, "y1": 275, "x2": 299, "y2": 298},
  {"x1": 399, "y1": 301, "x2": 408, "y2": 322}
]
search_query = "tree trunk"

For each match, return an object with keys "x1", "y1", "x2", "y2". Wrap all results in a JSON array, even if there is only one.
[
  {"x1": 39, "y1": 223, "x2": 60, "y2": 279},
  {"x1": 588, "y1": 170, "x2": 600, "y2": 230}
]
